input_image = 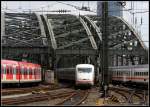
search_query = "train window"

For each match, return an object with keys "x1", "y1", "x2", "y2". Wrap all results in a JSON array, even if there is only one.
[
  {"x1": 1, "y1": 66, "x2": 4, "y2": 74},
  {"x1": 32, "y1": 68, "x2": 34, "y2": 75},
  {"x1": 34, "y1": 68, "x2": 36, "y2": 74},
  {"x1": 16, "y1": 66, "x2": 19, "y2": 74},
  {"x1": 78, "y1": 68, "x2": 92, "y2": 73},
  {"x1": 28, "y1": 68, "x2": 31, "y2": 75},
  {"x1": 141, "y1": 72, "x2": 143, "y2": 76},
  {"x1": 2, "y1": 66, "x2": 5, "y2": 74},
  {"x1": 6, "y1": 66, "x2": 9, "y2": 74},
  {"x1": 127, "y1": 72, "x2": 129, "y2": 76},
  {"x1": 24, "y1": 68, "x2": 27, "y2": 75},
  {"x1": 29, "y1": 68, "x2": 32, "y2": 75},
  {"x1": 21, "y1": 67, "x2": 24, "y2": 74},
  {"x1": 10, "y1": 66, "x2": 13, "y2": 74},
  {"x1": 13, "y1": 66, "x2": 16, "y2": 74}
]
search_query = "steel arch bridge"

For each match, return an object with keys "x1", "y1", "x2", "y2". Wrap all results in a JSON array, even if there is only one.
[{"x1": 2, "y1": 13, "x2": 148, "y2": 71}]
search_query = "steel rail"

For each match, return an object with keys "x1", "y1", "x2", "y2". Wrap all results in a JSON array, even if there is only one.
[
  {"x1": 56, "y1": 90, "x2": 89, "y2": 106},
  {"x1": 2, "y1": 91, "x2": 75, "y2": 105}
]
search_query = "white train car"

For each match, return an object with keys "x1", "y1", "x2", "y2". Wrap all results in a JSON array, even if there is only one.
[
  {"x1": 75, "y1": 64, "x2": 95, "y2": 86},
  {"x1": 110, "y1": 64, "x2": 149, "y2": 86}
]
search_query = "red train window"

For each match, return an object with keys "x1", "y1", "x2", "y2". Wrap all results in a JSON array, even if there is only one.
[
  {"x1": 1, "y1": 66, "x2": 4, "y2": 74},
  {"x1": 24, "y1": 68, "x2": 27, "y2": 75},
  {"x1": 32, "y1": 68, "x2": 34, "y2": 75},
  {"x1": 21, "y1": 67, "x2": 24, "y2": 74},
  {"x1": 29, "y1": 68, "x2": 32, "y2": 75},
  {"x1": 6, "y1": 66, "x2": 9, "y2": 74},
  {"x1": 34, "y1": 68, "x2": 36, "y2": 73},
  {"x1": 10, "y1": 66, "x2": 12, "y2": 74}
]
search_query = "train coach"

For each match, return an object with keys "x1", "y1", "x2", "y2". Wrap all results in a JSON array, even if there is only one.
[
  {"x1": 109, "y1": 64, "x2": 149, "y2": 86},
  {"x1": 1, "y1": 59, "x2": 42, "y2": 84},
  {"x1": 57, "y1": 64, "x2": 95, "y2": 86}
]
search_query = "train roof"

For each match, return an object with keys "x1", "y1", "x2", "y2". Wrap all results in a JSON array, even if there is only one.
[
  {"x1": 19, "y1": 61, "x2": 41, "y2": 67},
  {"x1": 1, "y1": 59, "x2": 19, "y2": 65},
  {"x1": 1, "y1": 59, "x2": 41, "y2": 67},
  {"x1": 109, "y1": 64, "x2": 149, "y2": 69},
  {"x1": 76, "y1": 64, "x2": 94, "y2": 68}
]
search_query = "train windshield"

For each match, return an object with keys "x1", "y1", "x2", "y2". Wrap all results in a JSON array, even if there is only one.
[{"x1": 78, "y1": 68, "x2": 92, "y2": 73}]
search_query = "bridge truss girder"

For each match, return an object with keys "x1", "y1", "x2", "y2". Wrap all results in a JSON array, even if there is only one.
[{"x1": 2, "y1": 13, "x2": 148, "y2": 70}]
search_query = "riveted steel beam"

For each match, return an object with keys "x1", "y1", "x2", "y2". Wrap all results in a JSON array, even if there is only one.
[
  {"x1": 43, "y1": 15, "x2": 57, "y2": 49},
  {"x1": 35, "y1": 13, "x2": 47, "y2": 46},
  {"x1": 79, "y1": 16, "x2": 98, "y2": 49},
  {"x1": 1, "y1": 12, "x2": 5, "y2": 37},
  {"x1": 56, "y1": 49, "x2": 97, "y2": 55},
  {"x1": 83, "y1": 15, "x2": 102, "y2": 41},
  {"x1": 55, "y1": 29, "x2": 84, "y2": 38},
  {"x1": 57, "y1": 37, "x2": 89, "y2": 49},
  {"x1": 114, "y1": 16, "x2": 148, "y2": 50}
]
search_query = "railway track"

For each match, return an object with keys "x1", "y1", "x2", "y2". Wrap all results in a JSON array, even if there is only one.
[
  {"x1": 2, "y1": 88, "x2": 75, "y2": 105},
  {"x1": 109, "y1": 86, "x2": 148, "y2": 105},
  {"x1": 2, "y1": 84, "x2": 71, "y2": 96},
  {"x1": 56, "y1": 89, "x2": 89, "y2": 106}
]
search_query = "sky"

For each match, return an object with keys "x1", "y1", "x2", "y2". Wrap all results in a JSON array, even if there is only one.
[{"x1": 1, "y1": 1, "x2": 149, "y2": 48}]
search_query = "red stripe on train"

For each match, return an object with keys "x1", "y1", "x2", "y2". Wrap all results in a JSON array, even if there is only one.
[{"x1": 112, "y1": 76, "x2": 148, "y2": 80}]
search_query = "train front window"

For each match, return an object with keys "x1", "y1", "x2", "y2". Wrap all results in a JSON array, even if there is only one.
[{"x1": 78, "y1": 68, "x2": 92, "y2": 73}]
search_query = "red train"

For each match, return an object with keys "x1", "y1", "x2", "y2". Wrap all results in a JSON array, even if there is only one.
[{"x1": 1, "y1": 59, "x2": 42, "y2": 84}]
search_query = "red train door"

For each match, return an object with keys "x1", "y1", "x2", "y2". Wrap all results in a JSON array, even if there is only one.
[
  {"x1": 6, "y1": 65, "x2": 13, "y2": 80},
  {"x1": 29, "y1": 68, "x2": 32, "y2": 79}
]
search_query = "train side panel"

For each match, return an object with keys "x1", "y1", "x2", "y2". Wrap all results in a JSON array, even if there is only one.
[
  {"x1": 1, "y1": 60, "x2": 42, "y2": 84},
  {"x1": 1, "y1": 60, "x2": 20, "y2": 83},
  {"x1": 110, "y1": 64, "x2": 149, "y2": 86},
  {"x1": 18, "y1": 62, "x2": 42, "y2": 83}
]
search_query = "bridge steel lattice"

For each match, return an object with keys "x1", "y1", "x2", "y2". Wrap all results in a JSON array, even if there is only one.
[{"x1": 2, "y1": 13, "x2": 148, "y2": 81}]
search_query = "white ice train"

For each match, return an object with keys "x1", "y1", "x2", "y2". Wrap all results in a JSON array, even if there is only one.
[
  {"x1": 57, "y1": 64, "x2": 95, "y2": 86},
  {"x1": 75, "y1": 64, "x2": 95, "y2": 86}
]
